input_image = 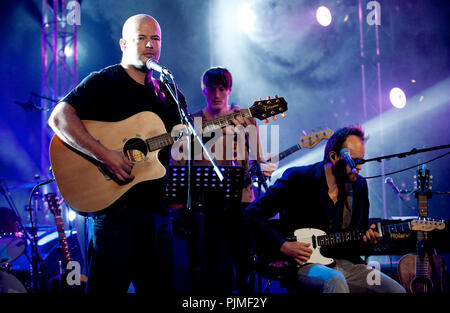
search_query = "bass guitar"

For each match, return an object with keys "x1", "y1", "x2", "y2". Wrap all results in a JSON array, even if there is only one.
[
  {"x1": 49, "y1": 97, "x2": 288, "y2": 213},
  {"x1": 250, "y1": 129, "x2": 334, "y2": 189},
  {"x1": 267, "y1": 129, "x2": 334, "y2": 163},
  {"x1": 397, "y1": 165, "x2": 447, "y2": 293}
]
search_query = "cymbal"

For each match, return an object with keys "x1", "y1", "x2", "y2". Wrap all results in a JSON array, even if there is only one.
[{"x1": 9, "y1": 180, "x2": 55, "y2": 191}]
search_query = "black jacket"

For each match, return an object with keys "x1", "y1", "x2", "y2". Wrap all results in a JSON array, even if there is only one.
[{"x1": 242, "y1": 161, "x2": 372, "y2": 264}]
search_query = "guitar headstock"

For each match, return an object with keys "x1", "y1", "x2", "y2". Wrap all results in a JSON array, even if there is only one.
[
  {"x1": 410, "y1": 218, "x2": 445, "y2": 232},
  {"x1": 299, "y1": 129, "x2": 334, "y2": 149},
  {"x1": 44, "y1": 192, "x2": 61, "y2": 217},
  {"x1": 250, "y1": 96, "x2": 288, "y2": 121},
  {"x1": 414, "y1": 164, "x2": 432, "y2": 199}
]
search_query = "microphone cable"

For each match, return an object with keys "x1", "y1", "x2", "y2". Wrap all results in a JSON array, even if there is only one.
[{"x1": 361, "y1": 151, "x2": 450, "y2": 180}]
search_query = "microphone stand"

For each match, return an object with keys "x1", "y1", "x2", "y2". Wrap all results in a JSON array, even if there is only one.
[
  {"x1": 360, "y1": 144, "x2": 450, "y2": 164},
  {"x1": 27, "y1": 179, "x2": 55, "y2": 292},
  {"x1": 0, "y1": 178, "x2": 54, "y2": 292},
  {"x1": 253, "y1": 161, "x2": 268, "y2": 196},
  {"x1": 359, "y1": 144, "x2": 450, "y2": 211},
  {"x1": 157, "y1": 71, "x2": 224, "y2": 211},
  {"x1": 15, "y1": 92, "x2": 58, "y2": 112},
  {"x1": 398, "y1": 189, "x2": 450, "y2": 195}
]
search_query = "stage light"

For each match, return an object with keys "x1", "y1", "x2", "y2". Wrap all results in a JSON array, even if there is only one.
[
  {"x1": 64, "y1": 45, "x2": 73, "y2": 57},
  {"x1": 67, "y1": 209, "x2": 77, "y2": 222},
  {"x1": 237, "y1": 3, "x2": 256, "y2": 34},
  {"x1": 389, "y1": 87, "x2": 407, "y2": 109},
  {"x1": 316, "y1": 6, "x2": 332, "y2": 27}
]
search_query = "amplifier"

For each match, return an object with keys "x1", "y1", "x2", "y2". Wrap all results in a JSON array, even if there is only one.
[{"x1": 369, "y1": 218, "x2": 449, "y2": 255}]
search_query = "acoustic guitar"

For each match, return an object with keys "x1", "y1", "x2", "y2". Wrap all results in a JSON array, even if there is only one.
[
  {"x1": 397, "y1": 165, "x2": 447, "y2": 293},
  {"x1": 49, "y1": 97, "x2": 288, "y2": 213}
]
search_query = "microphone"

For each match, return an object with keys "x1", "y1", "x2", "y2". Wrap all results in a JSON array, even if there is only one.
[
  {"x1": 385, "y1": 177, "x2": 403, "y2": 199},
  {"x1": 146, "y1": 58, "x2": 171, "y2": 75},
  {"x1": 339, "y1": 148, "x2": 358, "y2": 174}
]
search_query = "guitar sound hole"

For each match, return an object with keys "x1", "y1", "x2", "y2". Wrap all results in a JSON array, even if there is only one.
[{"x1": 123, "y1": 138, "x2": 148, "y2": 162}]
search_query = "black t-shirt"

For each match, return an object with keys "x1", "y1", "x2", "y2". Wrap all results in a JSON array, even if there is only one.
[{"x1": 60, "y1": 64, "x2": 187, "y2": 213}]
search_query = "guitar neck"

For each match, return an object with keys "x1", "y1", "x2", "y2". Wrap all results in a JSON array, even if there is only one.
[
  {"x1": 268, "y1": 144, "x2": 301, "y2": 163},
  {"x1": 316, "y1": 221, "x2": 412, "y2": 247},
  {"x1": 415, "y1": 231, "x2": 430, "y2": 278},
  {"x1": 202, "y1": 109, "x2": 252, "y2": 131},
  {"x1": 146, "y1": 133, "x2": 175, "y2": 152},
  {"x1": 416, "y1": 193, "x2": 429, "y2": 278},
  {"x1": 54, "y1": 215, "x2": 72, "y2": 265},
  {"x1": 418, "y1": 194, "x2": 428, "y2": 218},
  {"x1": 145, "y1": 109, "x2": 254, "y2": 152}
]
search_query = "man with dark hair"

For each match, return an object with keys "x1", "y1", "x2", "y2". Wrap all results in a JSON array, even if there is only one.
[
  {"x1": 48, "y1": 14, "x2": 186, "y2": 293},
  {"x1": 171, "y1": 66, "x2": 276, "y2": 293},
  {"x1": 194, "y1": 66, "x2": 272, "y2": 203},
  {"x1": 242, "y1": 126, "x2": 405, "y2": 292}
]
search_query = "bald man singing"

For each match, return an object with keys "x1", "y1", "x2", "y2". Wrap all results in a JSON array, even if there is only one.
[{"x1": 49, "y1": 14, "x2": 187, "y2": 293}]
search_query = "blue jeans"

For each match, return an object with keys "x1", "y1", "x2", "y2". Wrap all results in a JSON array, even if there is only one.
[
  {"x1": 295, "y1": 259, "x2": 406, "y2": 293},
  {"x1": 87, "y1": 205, "x2": 175, "y2": 293}
]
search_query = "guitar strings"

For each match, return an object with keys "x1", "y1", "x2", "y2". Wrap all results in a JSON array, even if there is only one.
[
  {"x1": 102, "y1": 98, "x2": 286, "y2": 155},
  {"x1": 108, "y1": 107, "x2": 286, "y2": 153}
]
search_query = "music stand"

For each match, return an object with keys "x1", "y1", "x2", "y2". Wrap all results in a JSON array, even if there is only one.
[
  {"x1": 166, "y1": 165, "x2": 244, "y2": 292},
  {"x1": 166, "y1": 165, "x2": 244, "y2": 209}
]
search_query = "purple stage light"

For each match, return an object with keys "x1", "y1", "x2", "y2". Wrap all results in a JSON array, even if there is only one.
[
  {"x1": 389, "y1": 87, "x2": 407, "y2": 109},
  {"x1": 316, "y1": 6, "x2": 332, "y2": 27}
]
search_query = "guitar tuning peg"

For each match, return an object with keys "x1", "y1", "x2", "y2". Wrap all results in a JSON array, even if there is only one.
[
  {"x1": 302, "y1": 130, "x2": 307, "y2": 136},
  {"x1": 272, "y1": 116, "x2": 278, "y2": 121},
  {"x1": 264, "y1": 119, "x2": 270, "y2": 123},
  {"x1": 266, "y1": 96, "x2": 271, "y2": 100},
  {"x1": 275, "y1": 95, "x2": 279, "y2": 99},
  {"x1": 430, "y1": 175, "x2": 433, "y2": 179},
  {"x1": 280, "y1": 113, "x2": 286, "y2": 118},
  {"x1": 258, "y1": 97, "x2": 262, "y2": 101}
]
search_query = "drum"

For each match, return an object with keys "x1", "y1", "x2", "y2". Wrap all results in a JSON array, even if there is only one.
[
  {"x1": 0, "y1": 269, "x2": 28, "y2": 293},
  {"x1": 0, "y1": 207, "x2": 26, "y2": 265}
]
